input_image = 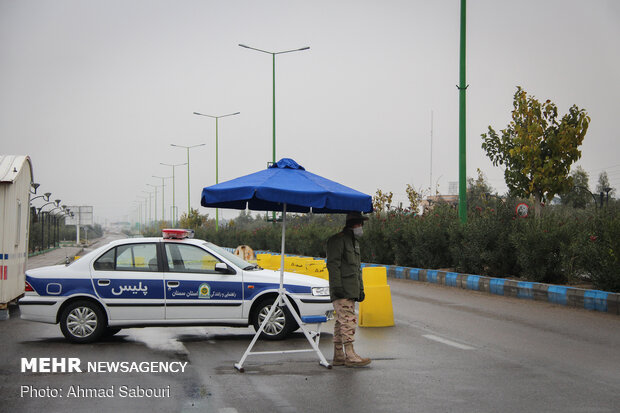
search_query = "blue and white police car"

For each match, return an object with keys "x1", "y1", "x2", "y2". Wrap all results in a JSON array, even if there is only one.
[{"x1": 19, "y1": 229, "x2": 333, "y2": 343}]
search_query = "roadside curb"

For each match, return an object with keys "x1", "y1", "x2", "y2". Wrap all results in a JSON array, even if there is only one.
[
  {"x1": 361, "y1": 263, "x2": 619, "y2": 316},
  {"x1": 252, "y1": 250, "x2": 618, "y2": 316}
]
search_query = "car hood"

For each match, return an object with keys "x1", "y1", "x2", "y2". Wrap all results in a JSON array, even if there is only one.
[{"x1": 247, "y1": 268, "x2": 328, "y2": 288}]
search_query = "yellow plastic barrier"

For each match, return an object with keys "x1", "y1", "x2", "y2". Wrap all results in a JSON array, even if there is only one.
[
  {"x1": 359, "y1": 285, "x2": 394, "y2": 327},
  {"x1": 362, "y1": 266, "x2": 388, "y2": 286},
  {"x1": 256, "y1": 254, "x2": 272, "y2": 269},
  {"x1": 304, "y1": 260, "x2": 329, "y2": 279},
  {"x1": 269, "y1": 255, "x2": 282, "y2": 270},
  {"x1": 359, "y1": 266, "x2": 394, "y2": 327},
  {"x1": 290, "y1": 257, "x2": 313, "y2": 273}
]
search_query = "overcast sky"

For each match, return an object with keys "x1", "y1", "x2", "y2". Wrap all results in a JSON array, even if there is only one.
[{"x1": 2, "y1": 0, "x2": 619, "y2": 224}]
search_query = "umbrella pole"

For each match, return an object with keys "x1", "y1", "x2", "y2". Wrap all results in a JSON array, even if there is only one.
[
  {"x1": 234, "y1": 203, "x2": 331, "y2": 371},
  {"x1": 279, "y1": 203, "x2": 286, "y2": 291}
]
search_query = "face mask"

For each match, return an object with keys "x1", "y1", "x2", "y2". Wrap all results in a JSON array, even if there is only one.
[{"x1": 353, "y1": 226, "x2": 363, "y2": 237}]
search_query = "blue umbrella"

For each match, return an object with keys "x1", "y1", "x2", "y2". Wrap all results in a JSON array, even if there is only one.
[
  {"x1": 201, "y1": 158, "x2": 372, "y2": 370},
  {"x1": 201, "y1": 158, "x2": 373, "y2": 213}
]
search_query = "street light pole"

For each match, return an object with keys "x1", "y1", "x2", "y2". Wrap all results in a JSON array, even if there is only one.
[
  {"x1": 153, "y1": 175, "x2": 172, "y2": 223},
  {"x1": 239, "y1": 43, "x2": 309, "y2": 221},
  {"x1": 171, "y1": 143, "x2": 206, "y2": 222},
  {"x1": 146, "y1": 184, "x2": 158, "y2": 227},
  {"x1": 239, "y1": 44, "x2": 309, "y2": 164},
  {"x1": 161, "y1": 162, "x2": 187, "y2": 227},
  {"x1": 193, "y1": 111, "x2": 240, "y2": 231},
  {"x1": 142, "y1": 190, "x2": 153, "y2": 228}
]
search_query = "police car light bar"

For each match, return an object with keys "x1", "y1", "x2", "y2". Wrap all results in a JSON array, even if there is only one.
[{"x1": 162, "y1": 229, "x2": 195, "y2": 239}]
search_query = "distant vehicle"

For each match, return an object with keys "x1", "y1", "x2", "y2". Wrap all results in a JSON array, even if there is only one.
[{"x1": 19, "y1": 229, "x2": 333, "y2": 343}]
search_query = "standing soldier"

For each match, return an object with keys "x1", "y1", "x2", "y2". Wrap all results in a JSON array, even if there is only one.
[{"x1": 326, "y1": 212, "x2": 371, "y2": 367}]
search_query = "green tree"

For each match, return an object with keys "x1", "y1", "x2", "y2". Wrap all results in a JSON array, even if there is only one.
[
  {"x1": 372, "y1": 189, "x2": 393, "y2": 214},
  {"x1": 179, "y1": 208, "x2": 208, "y2": 230},
  {"x1": 481, "y1": 86, "x2": 590, "y2": 216},
  {"x1": 405, "y1": 184, "x2": 426, "y2": 214},
  {"x1": 596, "y1": 171, "x2": 615, "y2": 199},
  {"x1": 560, "y1": 166, "x2": 591, "y2": 208},
  {"x1": 467, "y1": 168, "x2": 494, "y2": 206}
]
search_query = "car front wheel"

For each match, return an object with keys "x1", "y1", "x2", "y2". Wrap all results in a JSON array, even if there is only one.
[
  {"x1": 252, "y1": 297, "x2": 296, "y2": 340},
  {"x1": 59, "y1": 300, "x2": 106, "y2": 344}
]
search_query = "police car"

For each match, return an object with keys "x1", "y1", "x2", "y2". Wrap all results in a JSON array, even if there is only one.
[{"x1": 19, "y1": 229, "x2": 333, "y2": 343}]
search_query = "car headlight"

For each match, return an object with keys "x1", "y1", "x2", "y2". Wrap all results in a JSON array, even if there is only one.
[{"x1": 312, "y1": 287, "x2": 330, "y2": 296}]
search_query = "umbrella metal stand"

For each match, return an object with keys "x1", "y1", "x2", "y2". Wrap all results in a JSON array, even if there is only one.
[{"x1": 234, "y1": 203, "x2": 332, "y2": 372}]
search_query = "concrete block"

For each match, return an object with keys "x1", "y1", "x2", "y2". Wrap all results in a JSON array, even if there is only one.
[
  {"x1": 489, "y1": 278, "x2": 505, "y2": 296},
  {"x1": 479, "y1": 277, "x2": 491, "y2": 293},
  {"x1": 517, "y1": 281, "x2": 534, "y2": 300},
  {"x1": 567, "y1": 288, "x2": 585, "y2": 309},
  {"x1": 427, "y1": 270, "x2": 439, "y2": 284},
  {"x1": 408, "y1": 268, "x2": 421, "y2": 281},
  {"x1": 445, "y1": 272, "x2": 459, "y2": 288},
  {"x1": 418, "y1": 269, "x2": 427, "y2": 282},
  {"x1": 466, "y1": 275, "x2": 481, "y2": 291},
  {"x1": 607, "y1": 293, "x2": 620, "y2": 315},
  {"x1": 394, "y1": 267, "x2": 406, "y2": 280},
  {"x1": 532, "y1": 283, "x2": 549, "y2": 302},
  {"x1": 584, "y1": 290, "x2": 608, "y2": 312},
  {"x1": 504, "y1": 280, "x2": 519, "y2": 297},
  {"x1": 437, "y1": 271, "x2": 447, "y2": 285},
  {"x1": 0, "y1": 309, "x2": 8, "y2": 321},
  {"x1": 547, "y1": 285, "x2": 568, "y2": 306}
]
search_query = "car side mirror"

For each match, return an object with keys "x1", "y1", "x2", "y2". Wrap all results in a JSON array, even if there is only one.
[{"x1": 215, "y1": 262, "x2": 234, "y2": 274}]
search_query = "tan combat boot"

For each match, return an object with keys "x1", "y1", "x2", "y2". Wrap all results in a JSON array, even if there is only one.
[
  {"x1": 332, "y1": 343, "x2": 345, "y2": 366},
  {"x1": 344, "y1": 343, "x2": 371, "y2": 367}
]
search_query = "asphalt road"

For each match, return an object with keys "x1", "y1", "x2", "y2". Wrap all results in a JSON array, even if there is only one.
[{"x1": 2, "y1": 239, "x2": 619, "y2": 413}]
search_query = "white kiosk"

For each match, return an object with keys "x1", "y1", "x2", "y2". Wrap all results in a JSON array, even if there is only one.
[{"x1": 0, "y1": 155, "x2": 33, "y2": 318}]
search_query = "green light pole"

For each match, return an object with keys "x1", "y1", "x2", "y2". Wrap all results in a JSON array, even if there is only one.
[
  {"x1": 171, "y1": 143, "x2": 206, "y2": 222},
  {"x1": 153, "y1": 175, "x2": 172, "y2": 223},
  {"x1": 239, "y1": 43, "x2": 310, "y2": 221},
  {"x1": 458, "y1": 0, "x2": 468, "y2": 223},
  {"x1": 161, "y1": 162, "x2": 187, "y2": 227},
  {"x1": 193, "y1": 111, "x2": 240, "y2": 231},
  {"x1": 146, "y1": 184, "x2": 158, "y2": 227}
]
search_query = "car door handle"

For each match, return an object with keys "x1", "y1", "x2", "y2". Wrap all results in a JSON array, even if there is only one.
[
  {"x1": 98, "y1": 279, "x2": 111, "y2": 286},
  {"x1": 167, "y1": 281, "x2": 180, "y2": 288}
]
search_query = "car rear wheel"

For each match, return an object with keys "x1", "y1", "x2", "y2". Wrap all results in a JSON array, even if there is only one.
[
  {"x1": 252, "y1": 297, "x2": 296, "y2": 340},
  {"x1": 59, "y1": 300, "x2": 106, "y2": 344}
]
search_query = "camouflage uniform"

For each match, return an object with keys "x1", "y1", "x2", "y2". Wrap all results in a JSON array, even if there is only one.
[{"x1": 326, "y1": 227, "x2": 364, "y2": 344}]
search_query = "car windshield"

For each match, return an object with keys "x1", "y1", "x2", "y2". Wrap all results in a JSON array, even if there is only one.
[{"x1": 204, "y1": 242, "x2": 259, "y2": 270}]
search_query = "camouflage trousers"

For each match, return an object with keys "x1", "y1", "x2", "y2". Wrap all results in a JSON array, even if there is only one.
[{"x1": 333, "y1": 298, "x2": 357, "y2": 344}]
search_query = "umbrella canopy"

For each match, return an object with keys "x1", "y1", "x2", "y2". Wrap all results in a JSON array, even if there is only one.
[{"x1": 201, "y1": 158, "x2": 373, "y2": 213}]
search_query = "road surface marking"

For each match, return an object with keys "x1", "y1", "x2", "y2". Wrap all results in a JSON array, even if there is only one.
[{"x1": 423, "y1": 334, "x2": 475, "y2": 350}]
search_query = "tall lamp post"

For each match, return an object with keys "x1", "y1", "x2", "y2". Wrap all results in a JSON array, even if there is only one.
[
  {"x1": 171, "y1": 143, "x2": 206, "y2": 221},
  {"x1": 153, "y1": 175, "x2": 171, "y2": 223},
  {"x1": 142, "y1": 190, "x2": 153, "y2": 229},
  {"x1": 239, "y1": 43, "x2": 309, "y2": 221},
  {"x1": 457, "y1": 0, "x2": 468, "y2": 223},
  {"x1": 161, "y1": 162, "x2": 187, "y2": 227},
  {"x1": 146, "y1": 184, "x2": 158, "y2": 228},
  {"x1": 193, "y1": 111, "x2": 240, "y2": 231}
]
